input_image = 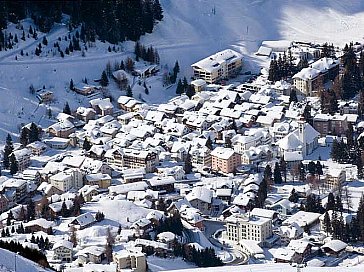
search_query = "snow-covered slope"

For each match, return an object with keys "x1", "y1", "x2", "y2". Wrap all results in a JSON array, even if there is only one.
[
  {"x1": 0, "y1": 248, "x2": 50, "y2": 272},
  {"x1": 142, "y1": 0, "x2": 364, "y2": 70}
]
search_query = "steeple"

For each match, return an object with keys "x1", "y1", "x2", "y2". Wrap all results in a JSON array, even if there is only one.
[{"x1": 298, "y1": 116, "x2": 306, "y2": 156}]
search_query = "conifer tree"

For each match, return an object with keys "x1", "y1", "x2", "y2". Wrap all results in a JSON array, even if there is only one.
[
  {"x1": 9, "y1": 153, "x2": 18, "y2": 175},
  {"x1": 29, "y1": 122, "x2": 40, "y2": 143},
  {"x1": 289, "y1": 89, "x2": 298, "y2": 104},
  {"x1": 63, "y1": 102, "x2": 71, "y2": 115},
  {"x1": 82, "y1": 138, "x2": 92, "y2": 151},
  {"x1": 324, "y1": 211, "x2": 331, "y2": 234},
  {"x1": 126, "y1": 85, "x2": 133, "y2": 97},
  {"x1": 326, "y1": 193, "x2": 336, "y2": 211},
  {"x1": 100, "y1": 70, "x2": 109, "y2": 87},
  {"x1": 3, "y1": 133, "x2": 13, "y2": 169},
  {"x1": 206, "y1": 136, "x2": 213, "y2": 150},
  {"x1": 273, "y1": 162, "x2": 282, "y2": 184},
  {"x1": 69, "y1": 79, "x2": 74, "y2": 90},
  {"x1": 176, "y1": 79, "x2": 183, "y2": 95},
  {"x1": 184, "y1": 152, "x2": 193, "y2": 174},
  {"x1": 19, "y1": 127, "x2": 28, "y2": 147}
]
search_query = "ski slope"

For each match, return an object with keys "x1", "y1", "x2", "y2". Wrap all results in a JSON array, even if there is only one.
[{"x1": 142, "y1": 0, "x2": 364, "y2": 71}]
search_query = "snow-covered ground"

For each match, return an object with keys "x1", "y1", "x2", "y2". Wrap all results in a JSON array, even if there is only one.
[{"x1": 0, "y1": 248, "x2": 50, "y2": 272}]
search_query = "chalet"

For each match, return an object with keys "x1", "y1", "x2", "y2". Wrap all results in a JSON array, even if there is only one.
[
  {"x1": 323, "y1": 167, "x2": 346, "y2": 190},
  {"x1": 186, "y1": 187, "x2": 213, "y2": 215},
  {"x1": 48, "y1": 120, "x2": 75, "y2": 138},
  {"x1": 85, "y1": 173, "x2": 111, "y2": 189},
  {"x1": 76, "y1": 246, "x2": 105, "y2": 264},
  {"x1": 90, "y1": 98, "x2": 114, "y2": 116},
  {"x1": 79, "y1": 185, "x2": 99, "y2": 202},
  {"x1": 53, "y1": 240, "x2": 73, "y2": 262},
  {"x1": 0, "y1": 178, "x2": 27, "y2": 202},
  {"x1": 36, "y1": 89, "x2": 54, "y2": 103},
  {"x1": 69, "y1": 212, "x2": 96, "y2": 230},
  {"x1": 24, "y1": 218, "x2": 54, "y2": 234},
  {"x1": 134, "y1": 65, "x2": 159, "y2": 78},
  {"x1": 191, "y1": 79, "x2": 207, "y2": 92},
  {"x1": 26, "y1": 141, "x2": 48, "y2": 156},
  {"x1": 148, "y1": 176, "x2": 176, "y2": 194},
  {"x1": 322, "y1": 240, "x2": 347, "y2": 257},
  {"x1": 73, "y1": 83, "x2": 95, "y2": 95},
  {"x1": 76, "y1": 107, "x2": 96, "y2": 122}
]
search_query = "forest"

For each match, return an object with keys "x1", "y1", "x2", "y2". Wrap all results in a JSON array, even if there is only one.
[{"x1": 0, "y1": 0, "x2": 163, "y2": 44}]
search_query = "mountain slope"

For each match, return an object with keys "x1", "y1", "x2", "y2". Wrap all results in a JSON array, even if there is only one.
[
  {"x1": 0, "y1": 248, "x2": 50, "y2": 272},
  {"x1": 142, "y1": 0, "x2": 364, "y2": 71}
]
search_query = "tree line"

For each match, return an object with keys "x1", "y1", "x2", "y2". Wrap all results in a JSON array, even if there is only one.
[
  {"x1": 0, "y1": 0, "x2": 163, "y2": 46},
  {"x1": 0, "y1": 240, "x2": 50, "y2": 268}
]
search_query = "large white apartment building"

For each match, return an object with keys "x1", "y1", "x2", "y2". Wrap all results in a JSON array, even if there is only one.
[
  {"x1": 225, "y1": 214, "x2": 273, "y2": 244},
  {"x1": 50, "y1": 169, "x2": 83, "y2": 192},
  {"x1": 191, "y1": 49, "x2": 243, "y2": 84}
]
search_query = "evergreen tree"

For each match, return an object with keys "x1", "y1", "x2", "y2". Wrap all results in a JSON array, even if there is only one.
[
  {"x1": 206, "y1": 136, "x2": 213, "y2": 150},
  {"x1": 326, "y1": 192, "x2": 336, "y2": 211},
  {"x1": 184, "y1": 152, "x2": 193, "y2": 174},
  {"x1": 69, "y1": 225, "x2": 77, "y2": 247},
  {"x1": 100, "y1": 70, "x2": 109, "y2": 87},
  {"x1": 26, "y1": 199, "x2": 35, "y2": 221},
  {"x1": 289, "y1": 89, "x2": 298, "y2": 103},
  {"x1": 61, "y1": 201, "x2": 68, "y2": 217},
  {"x1": 176, "y1": 79, "x2": 184, "y2": 95},
  {"x1": 82, "y1": 138, "x2": 92, "y2": 151},
  {"x1": 9, "y1": 153, "x2": 18, "y2": 175},
  {"x1": 19, "y1": 127, "x2": 28, "y2": 147},
  {"x1": 3, "y1": 133, "x2": 13, "y2": 169},
  {"x1": 69, "y1": 78, "x2": 74, "y2": 90},
  {"x1": 273, "y1": 162, "x2": 282, "y2": 184},
  {"x1": 307, "y1": 161, "x2": 316, "y2": 175},
  {"x1": 29, "y1": 123, "x2": 40, "y2": 143},
  {"x1": 288, "y1": 189, "x2": 299, "y2": 203},
  {"x1": 63, "y1": 102, "x2": 71, "y2": 115},
  {"x1": 335, "y1": 195, "x2": 343, "y2": 212},
  {"x1": 126, "y1": 85, "x2": 133, "y2": 97},
  {"x1": 185, "y1": 85, "x2": 195, "y2": 99}
]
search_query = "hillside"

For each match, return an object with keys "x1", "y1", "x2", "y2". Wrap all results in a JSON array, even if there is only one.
[
  {"x1": 142, "y1": 0, "x2": 364, "y2": 71},
  {"x1": 0, "y1": 248, "x2": 50, "y2": 272},
  {"x1": 1, "y1": 0, "x2": 364, "y2": 140}
]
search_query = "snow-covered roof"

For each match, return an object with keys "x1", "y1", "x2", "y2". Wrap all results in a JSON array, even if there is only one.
[
  {"x1": 293, "y1": 67, "x2": 321, "y2": 80},
  {"x1": 191, "y1": 49, "x2": 242, "y2": 73},
  {"x1": 53, "y1": 240, "x2": 73, "y2": 250},
  {"x1": 310, "y1": 57, "x2": 339, "y2": 73},
  {"x1": 109, "y1": 181, "x2": 148, "y2": 195},
  {"x1": 186, "y1": 187, "x2": 213, "y2": 204},
  {"x1": 71, "y1": 212, "x2": 96, "y2": 227},
  {"x1": 251, "y1": 208, "x2": 277, "y2": 219},
  {"x1": 283, "y1": 211, "x2": 321, "y2": 227},
  {"x1": 322, "y1": 239, "x2": 347, "y2": 252},
  {"x1": 210, "y1": 147, "x2": 236, "y2": 160}
]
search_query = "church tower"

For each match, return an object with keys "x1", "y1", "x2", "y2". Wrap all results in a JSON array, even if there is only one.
[{"x1": 298, "y1": 117, "x2": 306, "y2": 156}]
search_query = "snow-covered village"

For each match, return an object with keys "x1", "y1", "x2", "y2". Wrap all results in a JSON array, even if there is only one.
[{"x1": 2, "y1": 1, "x2": 364, "y2": 272}]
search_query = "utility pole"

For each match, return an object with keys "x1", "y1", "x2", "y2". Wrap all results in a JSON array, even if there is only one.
[{"x1": 14, "y1": 252, "x2": 17, "y2": 272}]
